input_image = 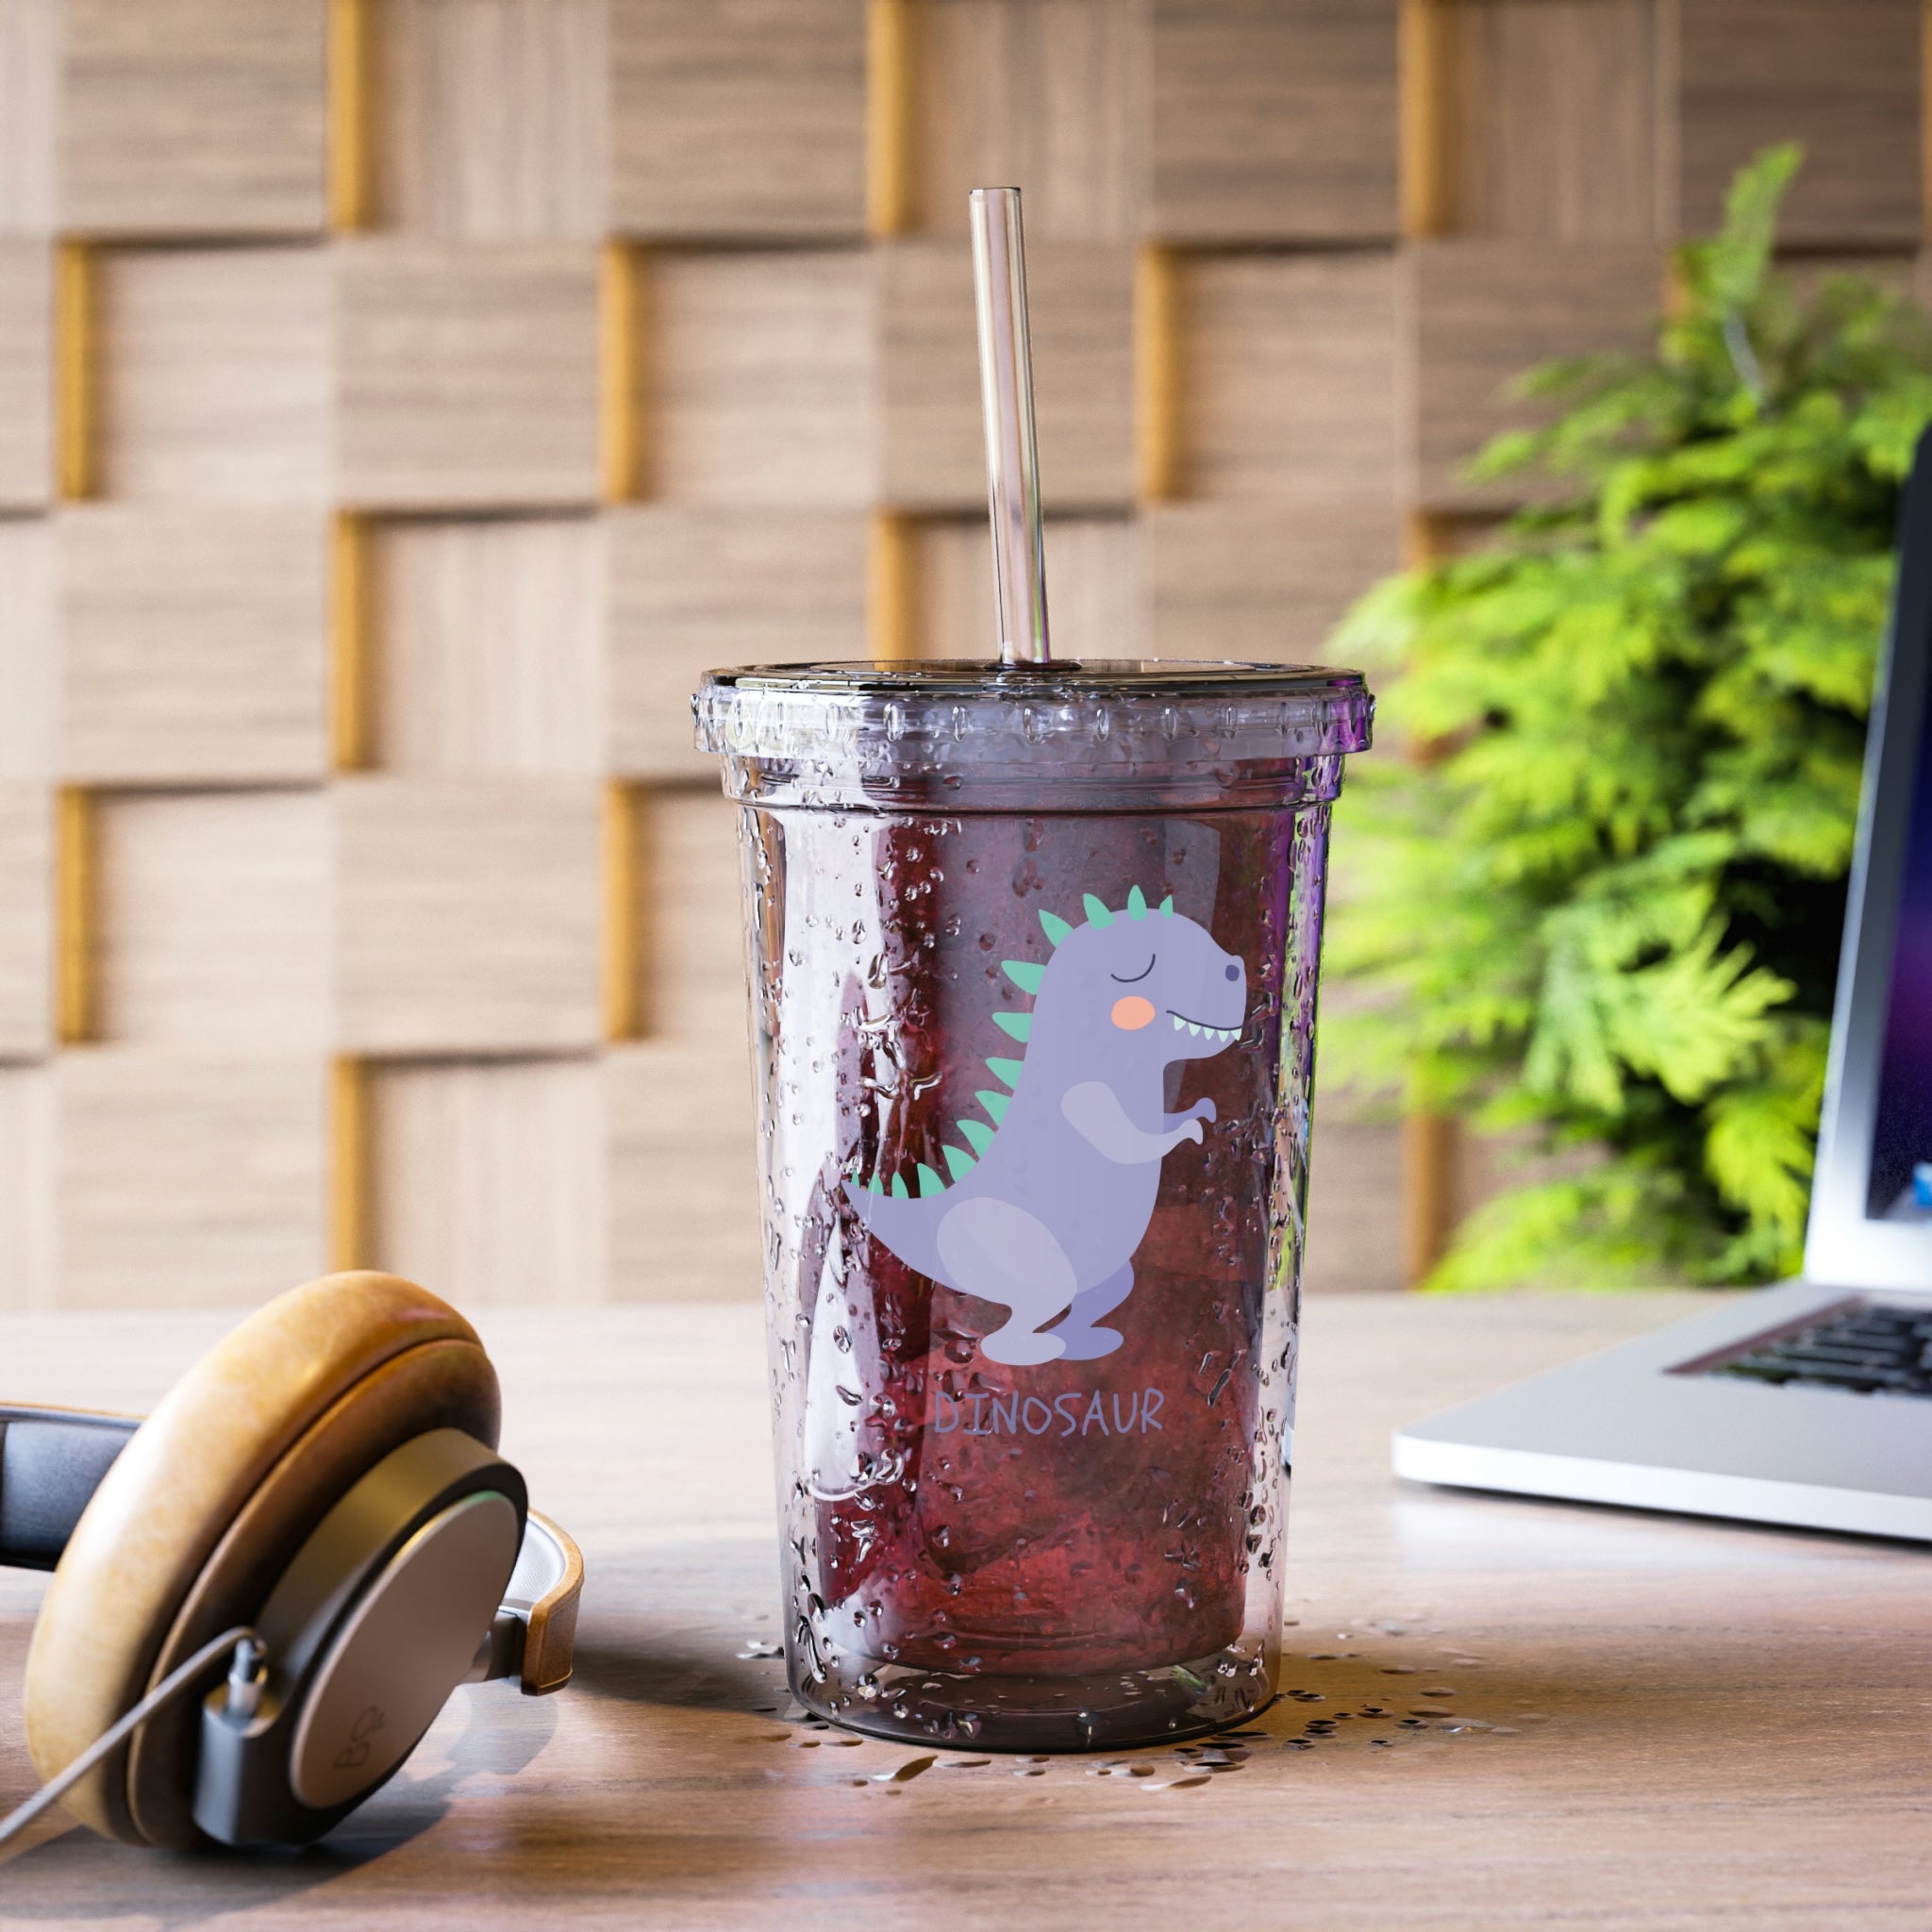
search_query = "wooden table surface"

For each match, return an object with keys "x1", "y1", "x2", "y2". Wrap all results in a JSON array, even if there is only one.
[{"x1": 1, "y1": 1291, "x2": 1926, "y2": 1930}]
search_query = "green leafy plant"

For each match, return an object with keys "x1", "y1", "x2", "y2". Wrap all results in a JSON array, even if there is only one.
[{"x1": 1327, "y1": 147, "x2": 1932, "y2": 1289}]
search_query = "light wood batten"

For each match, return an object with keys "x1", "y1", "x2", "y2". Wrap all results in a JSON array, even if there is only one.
[
  {"x1": 600, "y1": 241, "x2": 644, "y2": 501},
  {"x1": 1398, "y1": 0, "x2": 1455, "y2": 241},
  {"x1": 865, "y1": 0, "x2": 918, "y2": 239},
  {"x1": 1402, "y1": 1110, "x2": 1460, "y2": 1288},
  {"x1": 867, "y1": 511, "x2": 919, "y2": 659},
  {"x1": 1134, "y1": 243, "x2": 1180, "y2": 505},
  {"x1": 330, "y1": 513, "x2": 373, "y2": 772},
  {"x1": 602, "y1": 778, "x2": 644, "y2": 1042},
  {"x1": 328, "y1": 0, "x2": 375, "y2": 233},
  {"x1": 55, "y1": 242, "x2": 93, "y2": 501},
  {"x1": 329, "y1": 1054, "x2": 370, "y2": 1272},
  {"x1": 54, "y1": 787, "x2": 94, "y2": 1045}
]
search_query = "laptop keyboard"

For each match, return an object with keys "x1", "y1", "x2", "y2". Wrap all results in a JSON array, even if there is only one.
[{"x1": 1712, "y1": 1302, "x2": 1932, "y2": 1397}]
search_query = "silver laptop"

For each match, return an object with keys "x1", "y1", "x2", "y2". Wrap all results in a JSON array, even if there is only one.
[{"x1": 1392, "y1": 431, "x2": 1932, "y2": 1543}]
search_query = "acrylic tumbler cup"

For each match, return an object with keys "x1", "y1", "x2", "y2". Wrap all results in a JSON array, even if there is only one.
[{"x1": 695, "y1": 659, "x2": 1372, "y2": 1751}]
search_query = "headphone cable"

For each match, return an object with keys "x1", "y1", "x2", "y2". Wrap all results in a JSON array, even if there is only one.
[{"x1": 0, "y1": 1625, "x2": 262, "y2": 1854}]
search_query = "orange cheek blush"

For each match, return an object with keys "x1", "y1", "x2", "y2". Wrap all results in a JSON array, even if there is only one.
[{"x1": 1110, "y1": 995, "x2": 1157, "y2": 1030}]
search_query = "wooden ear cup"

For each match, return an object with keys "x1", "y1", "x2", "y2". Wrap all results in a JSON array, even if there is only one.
[{"x1": 23, "y1": 1272, "x2": 501, "y2": 1850}]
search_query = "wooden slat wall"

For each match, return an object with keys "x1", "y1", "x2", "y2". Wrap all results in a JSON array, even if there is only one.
[{"x1": 0, "y1": 0, "x2": 1919, "y2": 1307}]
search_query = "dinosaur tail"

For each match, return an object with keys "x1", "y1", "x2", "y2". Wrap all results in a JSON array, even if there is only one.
[{"x1": 842, "y1": 1179, "x2": 947, "y2": 1285}]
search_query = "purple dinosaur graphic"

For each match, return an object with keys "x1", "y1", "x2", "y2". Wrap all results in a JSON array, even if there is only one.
[{"x1": 844, "y1": 887, "x2": 1246, "y2": 1366}]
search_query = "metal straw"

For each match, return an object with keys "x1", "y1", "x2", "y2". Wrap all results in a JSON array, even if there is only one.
[{"x1": 969, "y1": 188, "x2": 1050, "y2": 664}]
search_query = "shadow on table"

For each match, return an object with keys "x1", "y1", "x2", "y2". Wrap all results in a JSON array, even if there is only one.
[{"x1": 0, "y1": 1689, "x2": 558, "y2": 1921}]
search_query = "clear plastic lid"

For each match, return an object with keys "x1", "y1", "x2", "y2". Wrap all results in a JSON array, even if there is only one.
[{"x1": 693, "y1": 659, "x2": 1374, "y2": 813}]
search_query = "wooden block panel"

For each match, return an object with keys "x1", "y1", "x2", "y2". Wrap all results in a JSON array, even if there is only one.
[
  {"x1": 0, "y1": 515, "x2": 56, "y2": 780},
  {"x1": 608, "y1": 0, "x2": 866, "y2": 239},
  {"x1": 1676, "y1": 0, "x2": 1921, "y2": 247},
  {"x1": 650, "y1": 249, "x2": 875, "y2": 508},
  {"x1": 641, "y1": 789, "x2": 747, "y2": 1045},
  {"x1": 0, "y1": 0, "x2": 57, "y2": 236},
  {"x1": 1146, "y1": 503, "x2": 1401, "y2": 662},
  {"x1": 1179, "y1": 251, "x2": 1399, "y2": 508},
  {"x1": 0, "y1": 1065, "x2": 53, "y2": 1307},
  {"x1": 607, "y1": 1039, "x2": 761, "y2": 1301},
  {"x1": 880, "y1": 239, "x2": 1133, "y2": 509},
  {"x1": 371, "y1": 1056, "x2": 607, "y2": 1303},
  {"x1": 1150, "y1": 0, "x2": 1399, "y2": 242},
  {"x1": 371, "y1": 513, "x2": 604, "y2": 775},
  {"x1": 0, "y1": 786, "x2": 51, "y2": 1058},
  {"x1": 59, "y1": 0, "x2": 327, "y2": 236},
  {"x1": 911, "y1": 0, "x2": 1142, "y2": 242},
  {"x1": 337, "y1": 240, "x2": 601, "y2": 508},
  {"x1": 54, "y1": 1049, "x2": 327, "y2": 1307},
  {"x1": 336, "y1": 776, "x2": 603, "y2": 1053},
  {"x1": 608, "y1": 508, "x2": 867, "y2": 779},
  {"x1": 915, "y1": 513, "x2": 1141, "y2": 660},
  {"x1": 1404, "y1": 242, "x2": 1658, "y2": 509},
  {"x1": 372, "y1": 0, "x2": 608, "y2": 238},
  {"x1": 59, "y1": 507, "x2": 329, "y2": 783},
  {"x1": 95, "y1": 246, "x2": 333, "y2": 505},
  {"x1": 1441, "y1": 0, "x2": 1660, "y2": 243},
  {"x1": 0, "y1": 240, "x2": 51, "y2": 506},
  {"x1": 94, "y1": 790, "x2": 332, "y2": 1049},
  {"x1": 1301, "y1": 1107, "x2": 1404, "y2": 1293}
]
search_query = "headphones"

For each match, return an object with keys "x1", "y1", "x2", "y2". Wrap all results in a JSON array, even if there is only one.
[{"x1": 1, "y1": 1272, "x2": 582, "y2": 1852}]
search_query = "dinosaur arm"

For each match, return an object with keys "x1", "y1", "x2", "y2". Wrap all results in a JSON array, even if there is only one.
[{"x1": 1062, "y1": 1081, "x2": 1200, "y2": 1165}]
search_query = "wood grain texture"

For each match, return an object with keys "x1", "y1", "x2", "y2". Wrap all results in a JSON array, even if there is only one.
[
  {"x1": 608, "y1": 508, "x2": 867, "y2": 780},
  {"x1": 7, "y1": 1293, "x2": 1929, "y2": 1917},
  {"x1": 94, "y1": 245, "x2": 333, "y2": 505},
  {"x1": 641, "y1": 789, "x2": 750, "y2": 1046},
  {"x1": 0, "y1": 784, "x2": 52, "y2": 1058},
  {"x1": 59, "y1": 0, "x2": 328, "y2": 236},
  {"x1": 372, "y1": 0, "x2": 608, "y2": 238},
  {"x1": 92, "y1": 790, "x2": 332, "y2": 1051},
  {"x1": 1674, "y1": 0, "x2": 1922, "y2": 246},
  {"x1": 606, "y1": 1038, "x2": 761, "y2": 1300},
  {"x1": 336, "y1": 239, "x2": 601, "y2": 508},
  {"x1": 1179, "y1": 251, "x2": 1401, "y2": 508},
  {"x1": 0, "y1": 1065, "x2": 52, "y2": 1306},
  {"x1": 0, "y1": 238, "x2": 51, "y2": 506},
  {"x1": 1440, "y1": 0, "x2": 1661, "y2": 243},
  {"x1": 879, "y1": 238, "x2": 1133, "y2": 509},
  {"x1": 371, "y1": 1055, "x2": 608, "y2": 1302},
  {"x1": 58, "y1": 507, "x2": 331, "y2": 783},
  {"x1": 0, "y1": 0, "x2": 57, "y2": 236},
  {"x1": 649, "y1": 248, "x2": 875, "y2": 507},
  {"x1": 371, "y1": 513, "x2": 606, "y2": 775},
  {"x1": 1403, "y1": 240, "x2": 1659, "y2": 509},
  {"x1": 1303, "y1": 1108, "x2": 1405, "y2": 1293},
  {"x1": 608, "y1": 0, "x2": 868, "y2": 239},
  {"x1": 1150, "y1": 0, "x2": 1401, "y2": 241},
  {"x1": 910, "y1": 0, "x2": 1144, "y2": 242},
  {"x1": 1146, "y1": 502, "x2": 1402, "y2": 661},
  {"x1": 0, "y1": 514, "x2": 56, "y2": 781},
  {"x1": 914, "y1": 513, "x2": 1142, "y2": 659},
  {"x1": 51, "y1": 1050, "x2": 326, "y2": 1307},
  {"x1": 335, "y1": 776, "x2": 603, "y2": 1054}
]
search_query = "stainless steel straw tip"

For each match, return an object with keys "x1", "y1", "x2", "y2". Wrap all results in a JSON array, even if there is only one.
[{"x1": 969, "y1": 187, "x2": 1050, "y2": 666}]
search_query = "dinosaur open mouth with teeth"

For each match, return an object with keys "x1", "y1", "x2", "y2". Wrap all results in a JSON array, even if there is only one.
[{"x1": 1167, "y1": 1010, "x2": 1242, "y2": 1042}]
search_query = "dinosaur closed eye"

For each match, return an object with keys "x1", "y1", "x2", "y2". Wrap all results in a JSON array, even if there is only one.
[{"x1": 1110, "y1": 955, "x2": 1156, "y2": 985}]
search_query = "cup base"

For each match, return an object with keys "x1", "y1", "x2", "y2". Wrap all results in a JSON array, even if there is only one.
[{"x1": 792, "y1": 1645, "x2": 1274, "y2": 1753}]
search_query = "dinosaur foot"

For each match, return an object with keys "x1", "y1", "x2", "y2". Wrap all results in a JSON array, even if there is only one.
[
  {"x1": 1052, "y1": 1324, "x2": 1124, "y2": 1361},
  {"x1": 980, "y1": 1325, "x2": 1068, "y2": 1367}
]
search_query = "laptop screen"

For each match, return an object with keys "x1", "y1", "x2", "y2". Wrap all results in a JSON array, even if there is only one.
[{"x1": 1869, "y1": 607, "x2": 1932, "y2": 1219}]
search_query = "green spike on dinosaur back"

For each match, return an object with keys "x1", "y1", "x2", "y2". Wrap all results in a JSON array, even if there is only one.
[
  {"x1": 976, "y1": 1089, "x2": 1008, "y2": 1124},
  {"x1": 987, "y1": 1057, "x2": 1024, "y2": 1088},
  {"x1": 1159, "y1": 894, "x2": 1174, "y2": 917},
  {"x1": 1002, "y1": 958, "x2": 1045, "y2": 994},
  {"x1": 1126, "y1": 885, "x2": 1147, "y2": 920},
  {"x1": 916, "y1": 1163, "x2": 945, "y2": 1198},
  {"x1": 866, "y1": 1175, "x2": 884, "y2": 1194},
  {"x1": 992, "y1": 1010, "x2": 1031, "y2": 1041},
  {"x1": 942, "y1": 1143, "x2": 976, "y2": 1181},
  {"x1": 890, "y1": 1173, "x2": 909, "y2": 1199},
  {"x1": 1039, "y1": 909, "x2": 1073, "y2": 947},
  {"x1": 958, "y1": 1118, "x2": 995, "y2": 1156},
  {"x1": 1083, "y1": 893, "x2": 1113, "y2": 926}
]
